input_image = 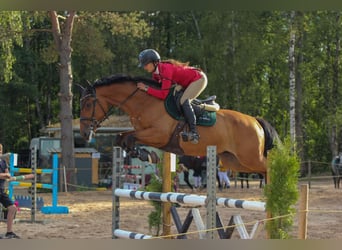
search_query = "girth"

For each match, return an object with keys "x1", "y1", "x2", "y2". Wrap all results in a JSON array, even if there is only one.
[{"x1": 159, "y1": 121, "x2": 186, "y2": 155}]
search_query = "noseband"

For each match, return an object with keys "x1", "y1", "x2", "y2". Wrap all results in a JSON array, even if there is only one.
[{"x1": 80, "y1": 87, "x2": 113, "y2": 140}]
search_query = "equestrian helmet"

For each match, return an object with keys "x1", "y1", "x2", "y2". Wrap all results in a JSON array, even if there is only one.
[{"x1": 138, "y1": 49, "x2": 161, "y2": 67}]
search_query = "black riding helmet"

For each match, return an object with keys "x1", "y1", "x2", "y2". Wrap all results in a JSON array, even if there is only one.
[{"x1": 138, "y1": 49, "x2": 161, "y2": 67}]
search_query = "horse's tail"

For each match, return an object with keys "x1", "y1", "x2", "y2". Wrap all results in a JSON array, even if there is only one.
[{"x1": 256, "y1": 117, "x2": 281, "y2": 158}]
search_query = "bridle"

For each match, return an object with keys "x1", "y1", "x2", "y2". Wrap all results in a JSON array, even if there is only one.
[
  {"x1": 80, "y1": 87, "x2": 111, "y2": 140},
  {"x1": 80, "y1": 85, "x2": 139, "y2": 141}
]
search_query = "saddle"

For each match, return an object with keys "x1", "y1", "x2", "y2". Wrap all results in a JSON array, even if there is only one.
[
  {"x1": 164, "y1": 86, "x2": 219, "y2": 126},
  {"x1": 191, "y1": 96, "x2": 220, "y2": 112}
]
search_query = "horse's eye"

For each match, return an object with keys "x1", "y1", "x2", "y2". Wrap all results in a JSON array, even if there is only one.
[{"x1": 81, "y1": 100, "x2": 92, "y2": 110}]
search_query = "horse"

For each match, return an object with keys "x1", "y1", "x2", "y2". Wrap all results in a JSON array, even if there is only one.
[
  {"x1": 178, "y1": 155, "x2": 222, "y2": 190},
  {"x1": 79, "y1": 74, "x2": 279, "y2": 176},
  {"x1": 331, "y1": 155, "x2": 342, "y2": 189},
  {"x1": 178, "y1": 155, "x2": 207, "y2": 190},
  {"x1": 237, "y1": 172, "x2": 264, "y2": 189}
]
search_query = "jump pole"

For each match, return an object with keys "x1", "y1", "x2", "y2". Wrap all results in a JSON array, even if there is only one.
[
  {"x1": 112, "y1": 146, "x2": 123, "y2": 239},
  {"x1": 114, "y1": 189, "x2": 266, "y2": 211},
  {"x1": 162, "y1": 151, "x2": 171, "y2": 238}
]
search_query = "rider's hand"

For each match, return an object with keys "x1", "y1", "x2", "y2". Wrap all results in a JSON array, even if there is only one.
[{"x1": 137, "y1": 82, "x2": 149, "y2": 92}]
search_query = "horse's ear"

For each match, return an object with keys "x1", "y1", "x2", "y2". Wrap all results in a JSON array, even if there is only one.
[
  {"x1": 74, "y1": 83, "x2": 85, "y2": 95},
  {"x1": 86, "y1": 80, "x2": 92, "y2": 87}
]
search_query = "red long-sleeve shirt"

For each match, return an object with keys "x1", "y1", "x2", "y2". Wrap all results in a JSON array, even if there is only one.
[{"x1": 147, "y1": 62, "x2": 202, "y2": 100}]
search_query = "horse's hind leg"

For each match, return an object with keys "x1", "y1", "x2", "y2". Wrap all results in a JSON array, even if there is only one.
[
  {"x1": 184, "y1": 172, "x2": 193, "y2": 190},
  {"x1": 259, "y1": 173, "x2": 264, "y2": 188},
  {"x1": 333, "y1": 177, "x2": 337, "y2": 188}
]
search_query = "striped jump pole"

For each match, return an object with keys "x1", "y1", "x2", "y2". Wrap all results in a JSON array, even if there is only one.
[
  {"x1": 114, "y1": 189, "x2": 266, "y2": 212},
  {"x1": 9, "y1": 181, "x2": 53, "y2": 189},
  {"x1": 113, "y1": 229, "x2": 152, "y2": 239}
]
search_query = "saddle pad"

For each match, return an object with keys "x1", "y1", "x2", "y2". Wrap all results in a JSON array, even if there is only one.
[{"x1": 164, "y1": 87, "x2": 216, "y2": 126}]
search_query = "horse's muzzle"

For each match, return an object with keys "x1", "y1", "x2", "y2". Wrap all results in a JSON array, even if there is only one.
[
  {"x1": 88, "y1": 130, "x2": 95, "y2": 143},
  {"x1": 80, "y1": 127, "x2": 94, "y2": 143}
]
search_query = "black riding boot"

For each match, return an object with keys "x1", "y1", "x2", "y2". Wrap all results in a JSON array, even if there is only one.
[{"x1": 181, "y1": 99, "x2": 199, "y2": 144}]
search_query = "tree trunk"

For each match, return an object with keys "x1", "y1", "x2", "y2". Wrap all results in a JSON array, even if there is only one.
[
  {"x1": 191, "y1": 11, "x2": 207, "y2": 73},
  {"x1": 289, "y1": 11, "x2": 296, "y2": 150},
  {"x1": 330, "y1": 12, "x2": 341, "y2": 158},
  {"x1": 229, "y1": 11, "x2": 240, "y2": 110},
  {"x1": 49, "y1": 11, "x2": 76, "y2": 191},
  {"x1": 294, "y1": 12, "x2": 305, "y2": 175}
]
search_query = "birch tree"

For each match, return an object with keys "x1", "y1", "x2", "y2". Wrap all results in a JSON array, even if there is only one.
[{"x1": 288, "y1": 11, "x2": 296, "y2": 149}]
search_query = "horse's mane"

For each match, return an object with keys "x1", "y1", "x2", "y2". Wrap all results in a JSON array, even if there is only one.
[{"x1": 92, "y1": 73, "x2": 161, "y2": 89}]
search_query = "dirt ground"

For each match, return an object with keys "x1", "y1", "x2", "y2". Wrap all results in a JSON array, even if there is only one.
[{"x1": 1, "y1": 178, "x2": 341, "y2": 239}]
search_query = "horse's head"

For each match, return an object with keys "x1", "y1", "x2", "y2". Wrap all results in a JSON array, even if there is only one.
[{"x1": 79, "y1": 84, "x2": 110, "y2": 142}]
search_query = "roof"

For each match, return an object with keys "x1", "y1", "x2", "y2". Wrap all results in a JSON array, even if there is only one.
[{"x1": 41, "y1": 115, "x2": 134, "y2": 135}]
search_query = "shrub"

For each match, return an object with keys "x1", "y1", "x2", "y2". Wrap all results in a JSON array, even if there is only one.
[{"x1": 264, "y1": 137, "x2": 300, "y2": 239}]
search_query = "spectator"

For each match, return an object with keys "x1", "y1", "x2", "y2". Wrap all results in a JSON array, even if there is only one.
[
  {"x1": 217, "y1": 158, "x2": 230, "y2": 191},
  {"x1": 0, "y1": 143, "x2": 20, "y2": 239}
]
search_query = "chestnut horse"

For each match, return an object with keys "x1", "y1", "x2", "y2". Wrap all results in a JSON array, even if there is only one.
[{"x1": 79, "y1": 74, "x2": 279, "y2": 175}]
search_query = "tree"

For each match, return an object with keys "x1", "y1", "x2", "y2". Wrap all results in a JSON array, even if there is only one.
[
  {"x1": 289, "y1": 11, "x2": 296, "y2": 147},
  {"x1": 49, "y1": 11, "x2": 76, "y2": 190},
  {"x1": 294, "y1": 12, "x2": 305, "y2": 173},
  {"x1": 0, "y1": 11, "x2": 24, "y2": 145},
  {"x1": 0, "y1": 11, "x2": 23, "y2": 83}
]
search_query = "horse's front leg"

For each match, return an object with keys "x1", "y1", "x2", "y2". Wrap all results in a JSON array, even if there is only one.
[
  {"x1": 115, "y1": 130, "x2": 161, "y2": 163},
  {"x1": 116, "y1": 131, "x2": 137, "y2": 155}
]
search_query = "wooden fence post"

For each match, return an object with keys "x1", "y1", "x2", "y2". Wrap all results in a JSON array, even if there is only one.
[{"x1": 298, "y1": 184, "x2": 309, "y2": 239}]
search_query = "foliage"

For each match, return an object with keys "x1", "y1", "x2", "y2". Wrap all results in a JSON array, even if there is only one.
[
  {"x1": 264, "y1": 137, "x2": 300, "y2": 239},
  {"x1": 0, "y1": 11, "x2": 23, "y2": 83},
  {"x1": 144, "y1": 153, "x2": 178, "y2": 236},
  {"x1": 144, "y1": 160, "x2": 163, "y2": 235}
]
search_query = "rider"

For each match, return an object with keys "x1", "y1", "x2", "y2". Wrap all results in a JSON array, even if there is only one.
[{"x1": 137, "y1": 49, "x2": 208, "y2": 144}]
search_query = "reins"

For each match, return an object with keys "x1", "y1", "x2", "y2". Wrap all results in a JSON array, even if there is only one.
[
  {"x1": 80, "y1": 78, "x2": 172, "y2": 142},
  {"x1": 117, "y1": 88, "x2": 139, "y2": 109}
]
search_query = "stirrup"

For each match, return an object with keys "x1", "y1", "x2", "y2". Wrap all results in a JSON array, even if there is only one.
[
  {"x1": 190, "y1": 133, "x2": 199, "y2": 144},
  {"x1": 181, "y1": 131, "x2": 199, "y2": 144}
]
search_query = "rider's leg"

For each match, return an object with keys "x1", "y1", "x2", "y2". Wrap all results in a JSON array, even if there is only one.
[
  {"x1": 181, "y1": 99, "x2": 199, "y2": 144},
  {"x1": 180, "y1": 73, "x2": 207, "y2": 144},
  {"x1": 180, "y1": 72, "x2": 207, "y2": 104}
]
